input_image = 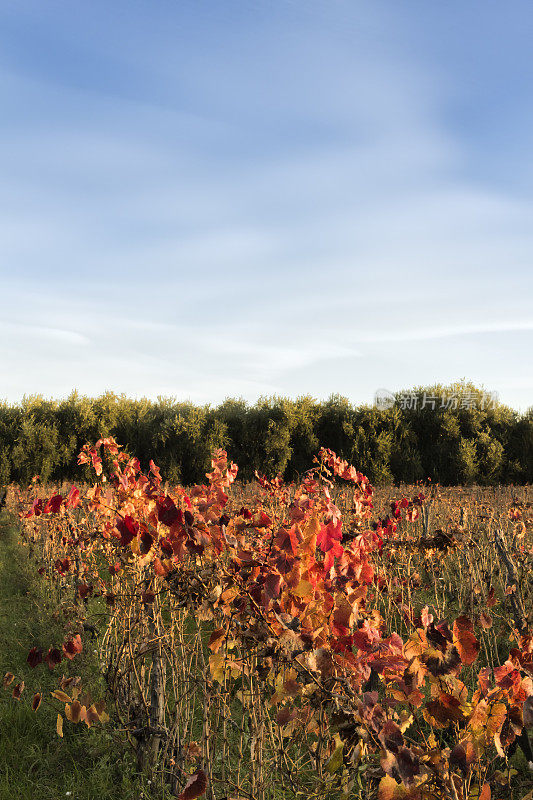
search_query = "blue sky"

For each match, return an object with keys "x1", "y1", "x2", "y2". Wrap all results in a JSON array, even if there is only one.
[{"x1": 1, "y1": 0, "x2": 532, "y2": 410}]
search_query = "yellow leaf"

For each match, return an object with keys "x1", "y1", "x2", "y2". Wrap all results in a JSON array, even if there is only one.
[
  {"x1": 398, "y1": 711, "x2": 413, "y2": 733},
  {"x1": 56, "y1": 713, "x2": 63, "y2": 737},
  {"x1": 378, "y1": 775, "x2": 407, "y2": 799},
  {"x1": 51, "y1": 690, "x2": 72, "y2": 703},
  {"x1": 326, "y1": 735, "x2": 344, "y2": 774},
  {"x1": 403, "y1": 631, "x2": 425, "y2": 661},
  {"x1": 209, "y1": 652, "x2": 225, "y2": 684},
  {"x1": 94, "y1": 700, "x2": 110, "y2": 724},
  {"x1": 293, "y1": 580, "x2": 313, "y2": 598},
  {"x1": 428, "y1": 732, "x2": 438, "y2": 748},
  {"x1": 491, "y1": 769, "x2": 517, "y2": 784}
]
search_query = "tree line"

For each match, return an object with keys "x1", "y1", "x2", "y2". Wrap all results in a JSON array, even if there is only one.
[{"x1": 0, "y1": 382, "x2": 531, "y2": 486}]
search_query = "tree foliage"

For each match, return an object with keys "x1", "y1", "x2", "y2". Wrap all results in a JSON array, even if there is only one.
[{"x1": 0, "y1": 383, "x2": 530, "y2": 486}]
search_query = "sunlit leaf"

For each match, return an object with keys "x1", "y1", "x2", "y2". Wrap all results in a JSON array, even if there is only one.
[
  {"x1": 453, "y1": 616, "x2": 480, "y2": 665},
  {"x1": 51, "y1": 690, "x2": 72, "y2": 703},
  {"x1": 378, "y1": 775, "x2": 408, "y2": 799},
  {"x1": 479, "y1": 784, "x2": 491, "y2": 800}
]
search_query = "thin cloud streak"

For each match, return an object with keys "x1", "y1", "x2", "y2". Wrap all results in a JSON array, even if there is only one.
[
  {"x1": 0, "y1": 320, "x2": 91, "y2": 346},
  {"x1": 350, "y1": 321, "x2": 533, "y2": 344}
]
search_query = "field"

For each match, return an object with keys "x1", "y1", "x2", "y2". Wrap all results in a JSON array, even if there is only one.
[{"x1": 1, "y1": 440, "x2": 532, "y2": 800}]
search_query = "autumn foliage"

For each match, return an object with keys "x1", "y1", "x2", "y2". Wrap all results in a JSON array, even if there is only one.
[{"x1": 5, "y1": 438, "x2": 533, "y2": 799}]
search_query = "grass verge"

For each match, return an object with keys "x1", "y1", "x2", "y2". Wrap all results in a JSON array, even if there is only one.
[{"x1": 0, "y1": 511, "x2": 156, "y2": 800}]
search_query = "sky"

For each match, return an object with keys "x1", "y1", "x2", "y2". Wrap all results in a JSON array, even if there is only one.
[{"x1": 1, "y1": 0, "x2": 532, "y2": 411}]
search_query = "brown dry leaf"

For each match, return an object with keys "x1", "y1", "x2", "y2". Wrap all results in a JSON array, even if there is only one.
[
  {"x1": 178, "y1": 769, "x2": 207, "y2": 800},
  {"x1": 12, "y1": 681, "x2": 25, "y2": 700},
  {"x1": 208, "y1": 628, "x2": 226, "y2": 653},
  {"x1": 85, "y1": 704, "x2": 100, "y2": 727},
  {"x1": 479, "y1": 612, "x2": 493, "y2": 630},
  {"x1": 3, "y1": 672, "x2": 14, "y2": 688},
  {"x1": 65, "y1": 700, "x2": 86, "y2": 723}
]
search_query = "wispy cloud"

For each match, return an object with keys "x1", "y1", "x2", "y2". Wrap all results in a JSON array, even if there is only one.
[
  {"x1": 350, "y1": 321, "x2": 533, "y2": 344},
  {"x1": 0, "y1": 320, "x2": 90, "y2": 346}
]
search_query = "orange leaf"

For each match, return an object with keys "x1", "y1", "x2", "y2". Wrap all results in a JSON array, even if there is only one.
[
  {"x1": 485, "y1": 702, "x2": 507, "y2": 741},
  {"x1": 453, "y1": 616, "x2": 480, "y2": 665},
  {"x1": 479, "y1": 784, "x2": 491, "y2": 800},
  {"x1": 56, "y1": 713, "x2": 64, "y2": 737},
  {"x1": 153, "y1": 557, "x2": 169, "y2": 577}
]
